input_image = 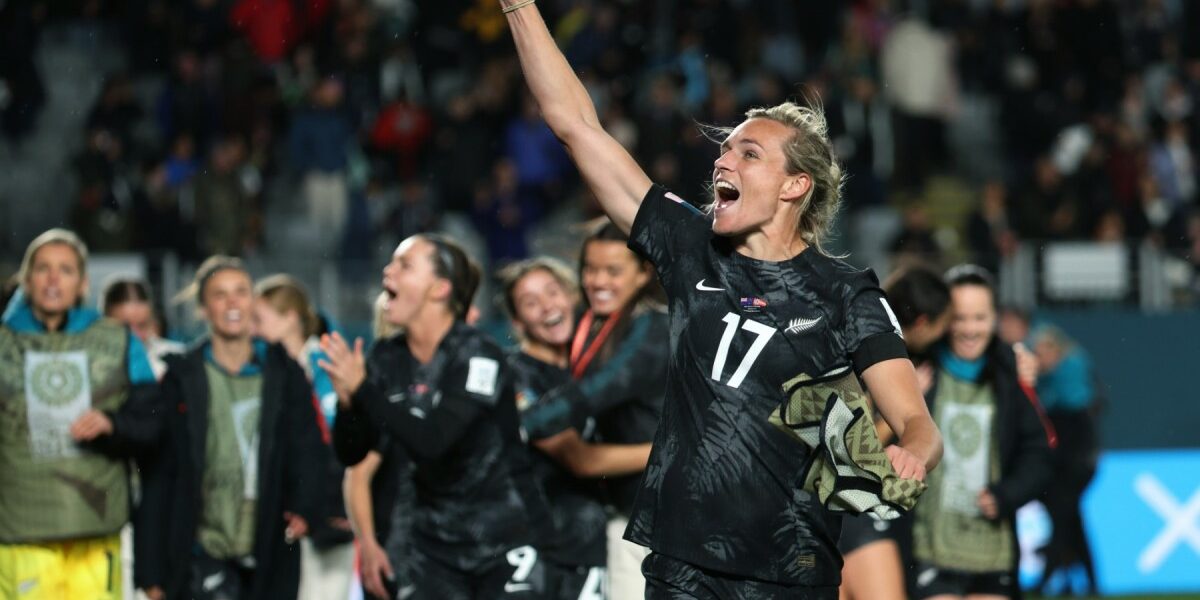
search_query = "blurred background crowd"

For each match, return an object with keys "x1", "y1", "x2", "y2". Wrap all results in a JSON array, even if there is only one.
[{"x1": 2, "y1": 0, "x2": 1199, "y2": 328}]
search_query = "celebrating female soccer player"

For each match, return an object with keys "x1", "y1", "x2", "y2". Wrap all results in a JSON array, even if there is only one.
[
  {"x1": 502, "y1": 2, "x2": 942, "y2": 596},
  {"x1": 321, "y1": 234, "x2": 541, "y2": 599},
  {"x1": 499, "y1": 256, "x2": 658, "y2": 599}
]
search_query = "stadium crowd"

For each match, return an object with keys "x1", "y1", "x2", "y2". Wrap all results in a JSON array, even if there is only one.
[{"x1": 0, "y1": 0, "x2": 1198, "y2": 278}]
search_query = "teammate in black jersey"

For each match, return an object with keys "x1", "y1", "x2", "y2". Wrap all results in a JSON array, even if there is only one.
[
  {"x1": 839, "y1": 266, "x2": 952, "y2": 600},
  {"x1": 516, "y1": 223, "x2": 669, "y2": 597},
  {"x1": 320, "y1": 234, "x2": 543, "y2": 599},
  {"x1": 499, "y1": 257, "x2": 656, "y2": 600},
  {"x1": 502, "y1": 2, "x2": 942, "y2": 597}
]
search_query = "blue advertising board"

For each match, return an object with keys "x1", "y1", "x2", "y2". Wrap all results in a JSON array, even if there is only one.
[{"x1": 1080, "y1": 450, "x2": 1200, "y2": 595}]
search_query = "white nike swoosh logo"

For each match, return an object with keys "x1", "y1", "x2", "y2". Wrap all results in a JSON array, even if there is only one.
[
  {"x1": 695, "y1": 279, "x2": 724, "y2": 292},
  {"x1": 202, "y1": 571, "x2": 226, "y2": 592},
  {"x1": 504, "y1": 582, "x2": 533, "y2": 593}
]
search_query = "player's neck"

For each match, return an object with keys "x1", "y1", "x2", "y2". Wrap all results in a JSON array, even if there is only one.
[
  {"x1": 210, "y1": 335, "x2": 254, "y2": 374},
  {"x1": 522, "y1": 339, "x2": 567, "y2": 368},
  {"x1": 406, "y1": 309, "x2": 454, "y2": 364},
  {"x1": 734, "y1": 222, "x2": 808, "y2": 262},
  {"x1": 31, "y1": 306, "x2": 68, "y2": 332},
  {"x1": 279, "y1": 331, "x2": 306, "y2": 361}
]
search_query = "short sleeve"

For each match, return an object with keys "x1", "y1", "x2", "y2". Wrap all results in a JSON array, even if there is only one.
[
  {"x1": 842, "y1": 272, "x2": 908, "y2": 374},
  {"x1": 628, "y1": 184, "x2": 710, "y2": 275}
]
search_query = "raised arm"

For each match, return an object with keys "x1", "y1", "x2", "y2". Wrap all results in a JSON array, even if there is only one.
[{"x1": 503, "y1": 0, "x2": 651, "y2": 233}]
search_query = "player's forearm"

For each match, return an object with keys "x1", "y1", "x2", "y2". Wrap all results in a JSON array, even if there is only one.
[
  {"x1": 898, "y1": 415, "x2": 942, "y2": 472},
  {"x1": 344, "y1": 470, "x2": 377, "y2": 543},
  {"x1": 504, "y1": 0, "x2": 600, "y2": 134},
  {"x1": 564, "y1": 441, "x2": 652, "y2": 478}
]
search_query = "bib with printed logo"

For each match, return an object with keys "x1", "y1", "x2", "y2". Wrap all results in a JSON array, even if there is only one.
[{"x1": 0, "y1": 320, "x2": 131, "y2": 542}]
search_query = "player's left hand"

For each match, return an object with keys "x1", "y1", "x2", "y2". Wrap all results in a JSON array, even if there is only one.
[
  {"x1": 69, "y1": 409, "x2": 114, "y2": 441},
  {"x1": 977, "y1": 489, "x2": 999, "y2": 520},
  {"x1": 283, "y1": 512, "x2": 308, "y2": 543},
  {"x1": 318, "y1": 332, "x2": 366, "y2": 407},
  {"x1": 886, "y1": 445, "x2": 927, "y2": 481}
]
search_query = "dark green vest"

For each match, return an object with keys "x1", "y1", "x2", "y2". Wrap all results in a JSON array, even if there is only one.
[{"x1": 0, "y1": 319, "x2": 131, "y2": 543}]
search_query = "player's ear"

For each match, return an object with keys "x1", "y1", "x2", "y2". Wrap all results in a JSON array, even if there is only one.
[
  {"x1": 781, "y1": 173, "x2": 811, "y2": 203},
  {"x1": 431, "y1": 278, "x2": 453, "y2": 304}
]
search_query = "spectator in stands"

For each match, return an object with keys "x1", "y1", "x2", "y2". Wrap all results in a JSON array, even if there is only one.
[
  {"x1": 193, "y1": 134, "x2": 257, "y2": 256},
  {"x1": 966, "y1": 181, "x2": 1020, "y2": 275},
  {"x1": 136, "y1": 256, "x2": 330, "y2": 600},
  {"x1": 0, "y1": 0, "x2": 47, "y2": 144},
  {"x1": 71, "y1": 128, "x2": 137, "y2": 252},
  {"x1": 1031, "y1": 324, "x2": 1100, "y2": 597},
  {"x1": 86, "y1": 74, "x2": 143, "y2": 153},
  {"x1": 472, "y1": 159, "x2": 538, "y2": 269},
  {"x1": 289, "y1": 76, "x2": 354, "y2": 258}
]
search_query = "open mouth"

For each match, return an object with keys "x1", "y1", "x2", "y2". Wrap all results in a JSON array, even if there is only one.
[
  {"x1": 225, "y1": 309, "x2": 243, "y2": 323},
  {"x1": 715, "y1": 180, "x2": 740, "y2": 209},
  {"x1": 543, "y1": 312, "x2": 565, "y2": 328}
]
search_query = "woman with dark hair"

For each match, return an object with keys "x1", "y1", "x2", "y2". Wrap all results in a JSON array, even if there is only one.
[
  {"x1": 502, "y1": 2, "x2": 940, "y2": 596},
  {"x1": 498, "y1": 256, "x2": 656, "y2": 599},
  {"x1": 909, "y1": 265, "x2": 1053, "y2": 600},
  {"x1": 518, "y1": 221, "x2": 669, "y2": 597},
  {"x1": 101, "y1": 276, "x2": 184, "y2": 381},
  {"x1": 135, "y1": 256, "x2": 331, "y2": 600},
  {"x1": 321, "y1": 234, "x2": 542, "y2": 599}
]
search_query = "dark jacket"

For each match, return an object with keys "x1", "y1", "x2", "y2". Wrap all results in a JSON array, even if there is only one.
[
  {"x1": 134, "y1": 341, "x2": 331, "y2": 599},
  {"x1": 927, "y1": 339, "x2": 1053, "y2": 581}
]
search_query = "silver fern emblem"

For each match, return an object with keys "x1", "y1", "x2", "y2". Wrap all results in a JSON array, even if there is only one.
[{"x1": 785, "y1": 316, "x2": 822, "y2": 334}]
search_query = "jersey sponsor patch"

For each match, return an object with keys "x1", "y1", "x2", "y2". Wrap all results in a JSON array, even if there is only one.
[
  {"x1": 880, "y1": 298, "x2": 903, "y2": 338},
  {"x1": 465, "y1": 356, "x2": 499, "y2": 397}
]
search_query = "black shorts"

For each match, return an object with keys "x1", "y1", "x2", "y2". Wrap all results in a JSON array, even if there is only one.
[
  {"x1": 405, "y1": 545, "x2": 545, "y2": 600},
  {"x1": 911, "y1": 563, "x2": 1016, "y2": 600},
  {"x1": 543, "y1": 561, "x2": 606, "y2": 600},
  {"x1": 188, "y1": 552, "x2": 256, "y2": 600},
  {"x1": 642, "y1": 552, "x2": 838, "y2": 600},
  {"x1": 837, "y1": 513, "x2": 896, "y2": 556}
]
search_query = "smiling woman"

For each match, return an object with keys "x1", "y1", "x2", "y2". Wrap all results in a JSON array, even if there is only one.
[
  {"x1": 137, "y1": 254, "x2": 330, "y2": 600},
  {"x1": 907, "y1": 264, "x2": 1053, "y2": 600}
]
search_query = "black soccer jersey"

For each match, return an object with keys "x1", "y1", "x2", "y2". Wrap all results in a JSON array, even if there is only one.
[
  {"x1": 333, "y1": 323, "x2": 541, "y2": 572},
  {"x1": 508, "y1": 351, "x2": 609, "y2": 568},
  {"x1": 624, "y1": 185, "x2": 908, "y2": 586}
]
